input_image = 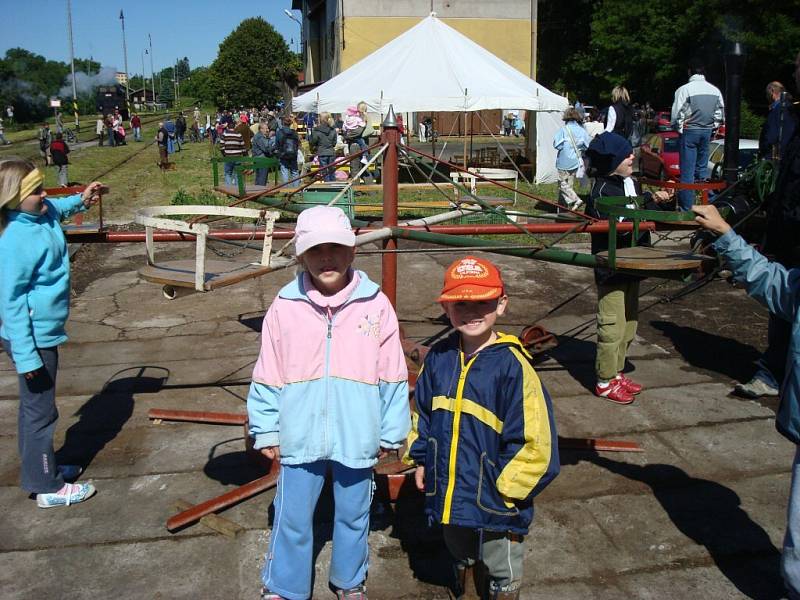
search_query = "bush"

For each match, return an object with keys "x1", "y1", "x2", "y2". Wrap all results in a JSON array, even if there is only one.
[
  {"x1": 740, "y1": 100, "x2": 764, "y2": 139},
  {"x1": 171, "y1": 188, "x2": 228, "y2": 206}
]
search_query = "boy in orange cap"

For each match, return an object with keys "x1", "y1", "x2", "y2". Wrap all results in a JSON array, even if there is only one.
[{"x1": 405, "y1": 256, "x2": 560, "y2": 600}]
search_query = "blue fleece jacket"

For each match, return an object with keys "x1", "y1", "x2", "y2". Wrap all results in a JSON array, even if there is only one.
[{"x1": 0, "y1": 194, "x2": 86, "y2": 373}]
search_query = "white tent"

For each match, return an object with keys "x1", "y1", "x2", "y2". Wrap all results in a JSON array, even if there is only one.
[{"x1": 292, "y1": 14, "x2": 568, "y2": 183}]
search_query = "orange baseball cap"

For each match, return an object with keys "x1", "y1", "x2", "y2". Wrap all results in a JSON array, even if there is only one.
[{"x1": 438, "y1": 256, "x2": 504, "y2": 302}]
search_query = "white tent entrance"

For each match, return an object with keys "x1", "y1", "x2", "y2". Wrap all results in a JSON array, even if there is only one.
[{"x1": 292, "y1": 13, "x2": 568, "y2": 184}]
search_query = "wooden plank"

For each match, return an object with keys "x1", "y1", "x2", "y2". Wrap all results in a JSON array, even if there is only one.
[
  {"x1": 139, "y1": 259, "x2": 274, "y2": 290},
  {"x1": 596, "y1": 246, "x2": 713, "y2": 271},
  {"x1": 174, "y1": 500, "x2": 244, "y2": 538}
]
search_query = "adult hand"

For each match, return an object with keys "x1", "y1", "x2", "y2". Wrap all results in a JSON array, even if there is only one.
[
  {"x1": 81, "y1": 181, "x2": 104, "y2": 207},
  {"x1": 261, "y1": 446, "x2": 280, "y2": 460},
  {"x1": 414, "y1": 466, "x2": 425, "y2": 492},
  {"x1": 693, "y1": 204, "x2": 731, "y2": 235}
]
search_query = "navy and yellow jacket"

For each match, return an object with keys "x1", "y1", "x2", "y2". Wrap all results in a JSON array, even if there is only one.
[{"x1": 405, "y1": 332, "x2": 559, "y2": 534}]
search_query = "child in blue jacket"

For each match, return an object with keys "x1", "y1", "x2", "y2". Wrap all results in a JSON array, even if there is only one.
[
  {"x1": 405, "y1": 256, "x2": 560, "y2": 600},
  {"x1": 0, "y1": 157, "x2": 104, "y2": 508}
]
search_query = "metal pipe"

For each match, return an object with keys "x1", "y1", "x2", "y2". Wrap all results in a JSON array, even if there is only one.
[
  {"x1": 723, "y1": 42, "x2": 745, "y2": 184},
  {"x1": 166, "y1": 471, "x2": 279, "y2": 531},
  {"x1": 382, "y1": 107, "x2": 400, "y2": 306},
  {"x1": 390, "y1": 227, "x2": 598, "y2": 268},
  {"x1": 148, "y1": 408, "x2": 247, "y2": 425},
  {"x1": 66, "y1": 220, "x2": 657, "y2": 244}
]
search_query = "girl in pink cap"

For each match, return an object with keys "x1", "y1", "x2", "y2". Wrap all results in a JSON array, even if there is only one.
[{"x1": 248, "y1": 205, "x2": 410, "y2": 600}]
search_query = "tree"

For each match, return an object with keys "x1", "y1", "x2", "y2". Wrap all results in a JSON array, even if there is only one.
[
  {"x1": 210, "y1": 17, "x2": 295, "y2": 107},
  {"x1": 181, "y1": 66, "x2": 214, "y2": 105},
  {"x1": 158, "y1": 76, "x2": 174, "y2": 106},
  {"x1": 176, "y1": 57, "x2": 190, "y2": 80}
]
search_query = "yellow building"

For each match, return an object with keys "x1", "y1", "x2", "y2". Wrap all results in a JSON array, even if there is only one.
[{"x1": 291, "y1": 1, "x2": 536, "y2": 85}]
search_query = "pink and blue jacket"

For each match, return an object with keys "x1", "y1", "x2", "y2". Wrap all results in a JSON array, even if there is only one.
[{"x1": 247, "y1": 269, "x2": 410, "y2": 468}]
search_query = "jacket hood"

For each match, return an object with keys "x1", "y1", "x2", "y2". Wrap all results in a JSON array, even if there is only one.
[
  {"x1": 444, "y1": 330, "x2": 532, "y2": 360},
  {"x1": 279, "y1": 268, "x2": 379, "y2": 306}
]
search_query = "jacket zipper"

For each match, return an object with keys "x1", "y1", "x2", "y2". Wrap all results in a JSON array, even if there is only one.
[{"x1": 323, "y1": 306, "x2": 334, "y2": 455}]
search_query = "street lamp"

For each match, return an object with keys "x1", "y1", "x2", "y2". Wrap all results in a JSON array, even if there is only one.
[{"x1": 283, "y1": 9, "x2": 301, "y2": 54}]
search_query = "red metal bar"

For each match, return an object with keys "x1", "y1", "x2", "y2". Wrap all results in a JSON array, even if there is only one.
[
  {"x1": 639, "y1": 178, "x2": 728, "y2": 205},
  {"x1": 65, "y1": 221, "x2": 658, "y2": 243},
  {"x1": 147, "y1": 408, "x2": 247, "y2": 425},
  {"x1": 381, "y1": 117, "x2": 400, "y2": 307},
  {"x1": 166, "y1": 470, "x2": 279, "y2": 531},
  {"x1": 558, "y1": 437, "x2": 644, "y2": 452}
]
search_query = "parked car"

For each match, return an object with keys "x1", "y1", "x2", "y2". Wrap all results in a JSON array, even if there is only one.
[
  {"x1": 707, "y1": 138, "x2": 759, "y2": 179},
  {"x1": 655, "y1": 110, "x2": 672, "y2": 131},
  {"x1": 639, "y1": 131, "x2": 680, "y2": 180}
]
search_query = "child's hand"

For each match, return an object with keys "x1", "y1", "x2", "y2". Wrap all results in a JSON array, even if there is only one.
[
  {"x1": 377, "y1": 447, "x2": 395, "y2": 460},
  {"x1": 414, "y1": 466, "x2": 425, "y2": 492},
  {"x1": 653, "y1": 189, "x2": 673, "y2": 203},
  {"x1": 693, "y1": 204, "x2": 731, "y2": 235},
  {"x1": 261, "y1": 446, "x2": 280, "y2": 460},
  {"x1": 23, "y1": 369, "x2": 39, "y2": 380},
  {"x1": 81, "y1": 181, "x2": 104, "y2": 207}
]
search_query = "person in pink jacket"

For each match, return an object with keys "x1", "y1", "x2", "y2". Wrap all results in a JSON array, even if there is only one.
[{"x1": 249, "y1": 205, "x2": 410, "y2": 600}]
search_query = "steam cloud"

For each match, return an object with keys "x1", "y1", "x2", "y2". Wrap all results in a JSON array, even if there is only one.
[{"x1": 59, "y1": 66, "x2": 118, "y2": 96}]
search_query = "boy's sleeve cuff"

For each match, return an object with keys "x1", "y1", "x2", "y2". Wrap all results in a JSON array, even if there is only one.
[
  {"x1": 711, "y1": 228, "x2": 738, "y2": 252},
  {"x1": 253, "y1": 432, "x2": 280, "y2": 449}
]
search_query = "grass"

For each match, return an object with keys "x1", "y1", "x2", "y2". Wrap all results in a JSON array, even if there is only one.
[{"x1": 0, "y1": 108, "x2": 562, "y2": 226}]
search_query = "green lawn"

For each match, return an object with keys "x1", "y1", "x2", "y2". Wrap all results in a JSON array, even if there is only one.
[{"x1": 1, "y1": 107, "x2": 561, "y2": 225}]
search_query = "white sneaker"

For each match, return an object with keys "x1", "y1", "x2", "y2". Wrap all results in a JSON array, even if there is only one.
[
  {"x1": 734, "y1": 378, "x2": 779, "y2": 398},
  {"x1": 567, "y1": 199, "x2": 584, "y2": 211},
  {"x1": 37, "y1": 482, "x2": 96, "y2": 508},
  {"x1": 360, "y1": 156, "x2": 370, "y2": 165}
]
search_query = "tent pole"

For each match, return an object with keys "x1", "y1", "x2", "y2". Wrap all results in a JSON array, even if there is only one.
[
  {"x1": 381, "y1": 106, "x2": 400, "y2": 308},
  {"x1": 463, "y1": 111, "x2": 468, "y2": 170}
]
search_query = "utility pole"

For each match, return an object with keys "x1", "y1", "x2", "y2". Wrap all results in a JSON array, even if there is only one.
[
  {"x1": 174, "y1": 58, "x2": 179, "y2": 110},
  {"x1": 119, "y1": 10, "x2": 131, "y2": 118},
  {"x1": 141, "y1": 50, "x2": 147, "y2": 110},
  {"x1": 148, "y1": 34, "x2": 156, "y2": 109},
  {"x1": 66, "y1": 0, "x2": 80, "y2": 129}
]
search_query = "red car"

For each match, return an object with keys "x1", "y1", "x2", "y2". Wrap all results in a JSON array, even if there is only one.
[
  {"x1": 655, "y1": 110, "x2": 672, "y2": 131},
  {"x1": 639, "y1": 132, "x2": 680, "y2": 180}
]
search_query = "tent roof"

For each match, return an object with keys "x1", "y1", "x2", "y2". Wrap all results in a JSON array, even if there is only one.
[{"x1": 293, "y1": 14, "x2": 567, "y2": 114}]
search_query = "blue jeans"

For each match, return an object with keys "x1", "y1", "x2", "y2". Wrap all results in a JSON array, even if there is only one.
[
  {"x1": 1, "y1": 338, "x2": 65, "y2": 494},
  {"x1": 133, "y1": 126, "x2": 141, "y2": 141},
  {"x1": 752, "y1": 312, "x2": 791, "y2": 390},
  {"x1": 280, "y1": 161, "x2": 299, "y2": 188},
  {"x1": 263, "y1": 461, "x2": 373, "y2": 599},
  {"x1": 224, "y1": 160, "x2": 237, "y2": 186},
  {"x1": 318, "y1": 155, "x2": 336, "y2": 182},
  {"x1": 677, "y1": 128, "x2": 712, "y2": 211},
  {"x1": 783, "y1": 445, "x2": 800, "y2": 598}
]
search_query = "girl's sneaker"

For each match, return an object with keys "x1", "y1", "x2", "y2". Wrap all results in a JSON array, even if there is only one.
[
  {"x1": 36, "y1": 482, "x2": 96, "y2": 508},
  {"x1": 336, "y1": 584, "x2": 368, "y2": 599},
  {"x1": 260, "y1": 588, "x2": 285, "y2": 600}
]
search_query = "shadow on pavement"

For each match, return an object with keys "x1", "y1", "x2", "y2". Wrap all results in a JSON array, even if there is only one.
[
  {"x1": 649, "y1": 320, "x2": 761, "y2": 382},
  {"x1": 56, "y1": 366, "x2": 169, "y2": 470},
  {"x1": 563, "y1": 448, "x2": 785, "y2": 599}
]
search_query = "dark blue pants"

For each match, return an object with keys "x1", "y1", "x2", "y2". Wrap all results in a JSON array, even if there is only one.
[
  {"x1": 1, "y1": 339, "x2": 64, "y2": 494},
  {"x1": 678, "y1": 129, "x2": 711, "y2": 210},
  {"x1": 318, "y1": 155, "x2": 336, "y2": 182}
]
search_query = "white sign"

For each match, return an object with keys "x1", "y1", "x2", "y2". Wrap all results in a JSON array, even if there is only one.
[{"x1": 49, "y1": 99, "x2": 62, "y2": 108}]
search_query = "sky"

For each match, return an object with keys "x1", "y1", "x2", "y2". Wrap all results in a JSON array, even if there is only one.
[{"x1": 0, "y1": 0, "x2": 301, "y2": 74}]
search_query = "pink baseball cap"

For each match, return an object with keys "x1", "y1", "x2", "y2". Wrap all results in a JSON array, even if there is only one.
[{"x1": 294, "y1": 206, "x2": 355, "y2": 256}]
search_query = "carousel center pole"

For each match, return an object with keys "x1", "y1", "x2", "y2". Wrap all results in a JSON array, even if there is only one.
[{"x1": 381, "y1": 105, "x2": 400, "y2": 307}]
